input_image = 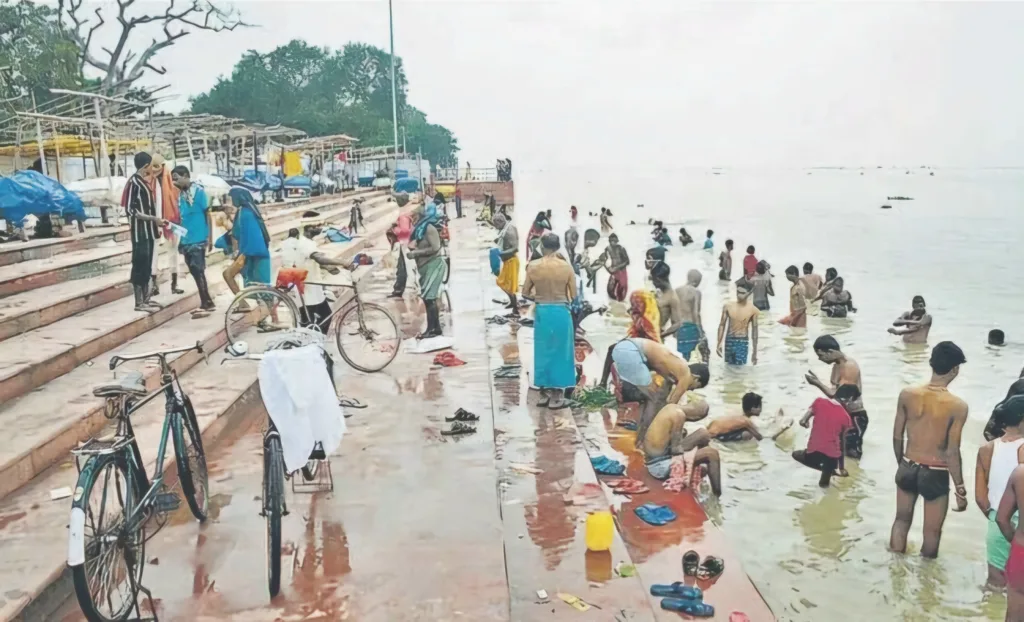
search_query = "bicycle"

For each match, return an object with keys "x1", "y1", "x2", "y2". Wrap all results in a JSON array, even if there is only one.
[
  {"x1": 225, "y1": 328, "x2": 336, "y2": 598},
  {"x1": 224, "y1": 268, "x2": 400, "y2": 372},
  {"x1": 68, "y1": 342, "x2": 209, "y2": 622}
]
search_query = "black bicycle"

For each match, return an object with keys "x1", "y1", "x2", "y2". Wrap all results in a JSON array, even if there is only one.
[{"x1": 68, "y1": 342, "x2": 209, "y2": 622}]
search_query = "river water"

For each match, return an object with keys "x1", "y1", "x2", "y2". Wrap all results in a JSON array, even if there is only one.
[{"x1": 511, "y1": 167, "x2": 1024, "y2": 621}]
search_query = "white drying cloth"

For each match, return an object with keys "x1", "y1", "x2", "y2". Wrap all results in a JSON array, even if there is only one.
[{"x1": 257, "y1": 345, "x2": 346, "y2": 473}]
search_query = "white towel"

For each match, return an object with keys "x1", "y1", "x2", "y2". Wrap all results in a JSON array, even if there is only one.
[{"x1": 257, "y1": 345, "x2": 346, "y2": 473}]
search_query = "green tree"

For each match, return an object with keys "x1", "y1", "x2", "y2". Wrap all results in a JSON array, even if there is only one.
[
  {"x1": 0, "y1": 0, "x2": 83, "y2": 108},
  {"x1": 190, "y1": 39, "x2": 458, "y2": 166}
]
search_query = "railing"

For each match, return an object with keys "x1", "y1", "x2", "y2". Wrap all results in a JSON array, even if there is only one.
[{"x1": 433, "y1": 167, "x2": 514, "y2": 183}]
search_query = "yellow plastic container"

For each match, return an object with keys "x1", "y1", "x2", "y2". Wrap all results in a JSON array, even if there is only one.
[{"x1": 585, "y1": 511, "x2": 614, "y2": 552}]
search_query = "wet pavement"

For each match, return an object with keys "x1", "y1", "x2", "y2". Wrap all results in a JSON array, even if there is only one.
[{"x1": 52, "y1": 207, "x2": 773, "y2": 621}]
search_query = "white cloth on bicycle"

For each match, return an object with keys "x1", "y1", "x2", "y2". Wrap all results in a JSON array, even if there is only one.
[
  {"x1": 257, "y1": 344, "x2": 345, "y2": 473},
  {"x1": 280, "y1": 236, "x2": 325, "y2": 306}
]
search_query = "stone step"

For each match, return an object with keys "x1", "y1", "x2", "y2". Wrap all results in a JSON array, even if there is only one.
[
  {"x1": 0, "y1": 198, "x2": 408, "y2": 407},
  {"x1": 0, "y1": 200, "x2": 410, "y2": 505},
  {"x1": 0, "y1": 188, "x2": 380, "y2": 268},
  {"x1": 0, "y1": 193, "x2": 394, "y2": 339},
  {"x1": 0, "y1": 222, "x2": 403, "y2": 621},
  {"x1": 0, "y1": 191, "x2": 390, "y2": 300}
]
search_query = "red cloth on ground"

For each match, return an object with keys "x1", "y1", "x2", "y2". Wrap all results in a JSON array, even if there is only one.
[
  {"x1": 433, "y1": 352, "x2": 466, "y2": 367},
  {"x1": 663, "y1": 451, "x2": 705, "y2": 492},
  {"x1": 806, "y1": 397, "x2": 852, "y2": 458}
]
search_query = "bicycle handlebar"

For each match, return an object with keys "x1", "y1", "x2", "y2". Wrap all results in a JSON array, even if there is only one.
[{"x1": 109, "y1": 341, "x2": 204, "y2": 371}]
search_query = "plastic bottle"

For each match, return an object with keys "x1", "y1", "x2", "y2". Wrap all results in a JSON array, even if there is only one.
[{"x1": 585, "y1": 511, "x2": 614, "y2": 552}]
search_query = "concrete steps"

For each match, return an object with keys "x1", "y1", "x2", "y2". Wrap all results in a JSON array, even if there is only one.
[
  {"x1": 0, "y1": 201, "x2": 413, "y2": 621},
  {"x1": 0, "y1": 188, "x2": 378, "y2": 268},
  {"x1": 0, "y1": 192, "x2": 393, "y2": 342}
]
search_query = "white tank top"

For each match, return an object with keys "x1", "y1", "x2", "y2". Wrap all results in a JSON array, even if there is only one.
[{"x1": 988, "y1": 437, "x2": 1024, "y2": 510}]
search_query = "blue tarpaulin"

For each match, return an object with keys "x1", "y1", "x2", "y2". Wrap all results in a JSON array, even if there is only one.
[
  {"x1": 229, "y1": 170, "x2": 283, "y2": 193},
  {"x1": 0, "y1": 170, "x2": 86, "y2": 224},
  {"x1": 283, "y1": 175, "x2": 312, "y2": 188},
  {"x1": 393, "y1": 178, "x2": 420, "y2": 193}
]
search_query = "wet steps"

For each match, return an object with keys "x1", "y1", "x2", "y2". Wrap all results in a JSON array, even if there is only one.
[{"x1": 0, "y1": 202, "x2": 413, "y2": 621}]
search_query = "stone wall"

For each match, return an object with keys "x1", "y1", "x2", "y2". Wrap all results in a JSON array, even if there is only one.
[{"x1": 431, "y1": 180, "x2": 515, "y2": 206}]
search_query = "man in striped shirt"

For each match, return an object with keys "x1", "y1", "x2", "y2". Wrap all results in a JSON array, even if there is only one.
[{"x1": 125, "y1": 152, "x2": 166, "y2": 311}]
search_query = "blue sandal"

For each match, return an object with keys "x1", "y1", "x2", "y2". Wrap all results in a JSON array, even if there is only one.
[
  {"x1": 650, "y1": 582, "x2": 703, "y2": 600},
  {"x1": 661, "y1": 598, "x2": 714, "y2": 617}
]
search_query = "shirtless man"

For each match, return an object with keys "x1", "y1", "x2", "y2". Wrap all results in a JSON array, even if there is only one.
[
  {"x1": 818, "y1": 277, "x2": 856, "y2": 318},
  {"x1": 997, "y1": 460, "x2": 1024, "y2": 619},
  {"x1": 601, "y1": 233, "x2": 630, "y2": 302},
  {"x1": 599, "y1": 338, "x2": 710, "y2": 449},
  {"x1": 805, "y1": 335, "x2": 868, "y2": 458},
  {"x1": 706, "y1": 392, "x2": 793, "y2": 441},
  {"x1": 643, "y1": 404, "x2": 723, "y2": 496},
  {"x1": 674, "y1": 269, "x2": 705, "y2": 362},
  {"x1": 888, "y1": 295, "x2": 933, "y2": 344},
  {"x1": 782, "y1": 265, "x2": 808, "y2": 328},
  {"x1": 717, "y1": 279, "x2": 759, "y2": 365},
  {"x1": 718, "y1": 239, "x2": 734, "y2": 281},
  {"x1": 890, "y1": 341, "x2": 969, "y2": 559},
  {"x1": 800, "y1": 262, "x2": 824, "y2": 300},
  {"x1": 652, "y1": 263, "x2": 685, "y2": 342}
]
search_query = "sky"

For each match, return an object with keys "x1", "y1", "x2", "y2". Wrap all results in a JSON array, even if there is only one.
[{"x1": 80, "y1": 0, "x2": 1024, "y2": 170}]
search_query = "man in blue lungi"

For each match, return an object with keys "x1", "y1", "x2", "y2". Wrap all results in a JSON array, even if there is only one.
[{"x1": 523, "y1": 233, "x2": 577, "y2": 409}]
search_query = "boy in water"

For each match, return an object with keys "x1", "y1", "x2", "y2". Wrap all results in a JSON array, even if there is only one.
[
  {"x1": 978, "y1": 395, "x2": 1024, "y2": 587},
  {"x1": 891, "y1": 341, "x2": 969, "y2": 559},
  {"x1": 716, "y1": 279, "x2": 759, "y2": 365},
  {"x1": 706, "y1": 392, "x2": 793, "y2": 441},
  {"x1": 793, "y1": 384, "x2": 858, "y2": 487},
  {"x1": 718, "y1": 239, "x2": 734, "y2": 281},
  {"x1": 888, "y1": 295, "x2": 933, "y2": 344},
  {"x1": 703, "y1": 229, "x2": 714, "y2": 251},
  {"x1": 806, "y1": 335, "x2": 867, "y2": 458},
  {"x1": 800, "y1": 262, "x2": 824, "y2": 299}
]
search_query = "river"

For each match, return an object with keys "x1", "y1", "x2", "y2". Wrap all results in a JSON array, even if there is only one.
[{"x1": 510, "y1": 167, "x2": 1024, "y2": 621}]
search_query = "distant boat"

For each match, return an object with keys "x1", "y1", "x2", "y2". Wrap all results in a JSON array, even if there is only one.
[
  {"x1": 881, "y1": 205, "x2": 892, "y2": 209},
  {"x1": 887, "y1": 196, "x2": 914, "y2": 201}
]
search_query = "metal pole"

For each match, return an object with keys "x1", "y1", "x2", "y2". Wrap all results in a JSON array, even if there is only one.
[
  {"x1": 31, "y1": 94, "x2": 48, "y2": 176},
  {"x1": 185, "y1": 131, "x2": 196, "y2": 171},
  {"x1": 388, "y1": 0, "x2": 399, "y2": 167},
  {"x1": 401, "y1": 126, "x2": 407, "y2": 156},
  {"x1": 51, "y1": 123, "x2": 62, "y2": 182},
  {"x1": 92, "y1": 99, "x2": 112, "y2": 193}
]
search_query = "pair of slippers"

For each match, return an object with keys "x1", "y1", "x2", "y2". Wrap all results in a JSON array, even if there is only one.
[
  {"x1": 441, "y1": 409, "x2": 479, "y2": 436},
  {"x1": 536, "y1": 396, "x2": 567, "y2": 409},
  {"x1": 650, "y1": 583, "x2": 712, "y2": 617},
  {"x1": 605, "y1": 477, "x2": 649, "y2": 494},
  {"x1": 683, "y1": 550, "x2": 725, "y2": 580},
  {"x1": 634, "y1": 502, "x2": 677, "y2": 526},
  {"x1": 591, "y1": 455, "x2": 626, "y2": 476}
]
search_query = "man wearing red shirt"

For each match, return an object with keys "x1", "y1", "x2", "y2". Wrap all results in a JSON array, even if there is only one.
[
  {"x1": 793, "y1": 384, "x2": 860, "y2": 487},
  {"x1": 743, "y1": 245, "x2": 759, "y2": 280}
]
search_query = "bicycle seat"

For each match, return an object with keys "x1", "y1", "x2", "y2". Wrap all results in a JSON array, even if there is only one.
[{"x1": 93, "y1": 371, "x2": 147, "y2": 397}]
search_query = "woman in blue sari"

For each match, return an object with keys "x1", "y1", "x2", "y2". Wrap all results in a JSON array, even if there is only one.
[{"x1": 407, "y1": 201, "x2": 446, "y2": 338}]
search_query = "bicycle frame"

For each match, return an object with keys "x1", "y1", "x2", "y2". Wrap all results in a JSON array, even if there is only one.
[{"x1": 280, "y1": 279, "x2": 366, "y2": 336}]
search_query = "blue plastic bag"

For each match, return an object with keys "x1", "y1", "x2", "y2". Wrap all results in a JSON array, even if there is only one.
[
  {"x1": 0, "y1": 170, "x2": 86, "y2": 224},
  {"x1": 489, "y1": 247, "x2": 502, "y2": 276}
]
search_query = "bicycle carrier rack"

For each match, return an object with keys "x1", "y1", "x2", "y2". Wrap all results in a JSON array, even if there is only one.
[{"x1": 292, "y1": 443, "x2": 335, "y2": 494}]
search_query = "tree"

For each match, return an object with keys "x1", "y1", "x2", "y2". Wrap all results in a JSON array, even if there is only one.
[
  {"x1": 57, "y1": 0, "x2": 248, "y2": 94},
  {"x1": 0, "y1": 0, "x2": 83, "y2": 107},
  {"x1": 190, "y1": 40, "x2": 458, "y2": 166}
]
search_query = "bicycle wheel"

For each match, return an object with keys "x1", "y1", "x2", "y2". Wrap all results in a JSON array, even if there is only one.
[
  {"x1": 70, "y1": 455, "x2": 144, "y2": 622},
  {"x1": 225, "y1": 286, "x2": 300, "y2": 354},
  {"x1": 334, "y1": 302, "x2": 401, "y2": 373},
  {"x1": 173, "y1": 397, "x2": 208, "y2": 521},
  {"x1": 264, "y1": 435, "x2": 285, "y2": 598}
]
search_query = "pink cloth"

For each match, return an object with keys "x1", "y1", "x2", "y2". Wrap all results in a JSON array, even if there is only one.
[
  {"x1": 394, "y1": 215, "x2": 412, "y2": 243},
  {"x1": 663, "y1": 450, "x2": 704, "y2": 492},
  {"x1": 806, "y1": 397, "x2": 852, "y2": 458}
]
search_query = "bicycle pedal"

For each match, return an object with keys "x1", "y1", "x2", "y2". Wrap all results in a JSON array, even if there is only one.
[{"x1": 153, "y1": 491, "x2": 180, "y2": 513}]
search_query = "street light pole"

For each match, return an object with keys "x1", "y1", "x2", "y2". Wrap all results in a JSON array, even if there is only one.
[
  {"x1": 388, "y1": 0, "x2": 399, "y2": 172},
  {"x1": 401, "y1": 126, "x2": 407, "y2": 156}
]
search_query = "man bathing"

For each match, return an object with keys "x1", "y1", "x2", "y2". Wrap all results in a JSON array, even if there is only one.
[
  {"x1": 718, "y1": 239, "x2": 734, "y2": 281},
  {"x1": 890, "y1": 341, "x2": 969, "y2": 559},
  {"x1": 888, "y1": 295, "x2": 932, "y2": 344},
  {"x1": 523, "y1": 234, "x2": 577, "y2": 409},
  {"x1": 599, "y1": 338, "x2": 710, "y2": 448},
  {"x1": 674, "y1": 269, "x2": 705, "y2": 362},
  {"x1": 706, "y1": 392, "x2": 793, "y2": 441},
  {"x1": 651, "y1": 263, "x2": 684, "y2": 341},
  {"x1": 601, "y1": 233, "x2": 630, "y2": 302},
  {"x1": 716, "y1": 279, "x2": 759, "y2": 365},
  {"x1": 750, "y1": 261, "x2": 774, "y2": 311},
  {"x1": 800, "y1": 262, "x2": 824, "y2": 299},
  {"x1": 703, "y1": 229, "x2": 714, "y2": 250},
  {"x1": 818, "y1": 276, "x2": 856, "y2": 318},
  {"x1": 642, "y1": 403, "x2": 723, "y2": 497},
  {"x1": 793, "y1": 384, "x2": 859, "y2": 488},
  {"x1": 780, "y1": 265, "x2": 808, "y2": 328},
  {"x1": 806, "y1": 335, "x2": 868, "y2": 458},
  {"x1": 977, "y1": 395, "x2": 1024, "y2": 587}
]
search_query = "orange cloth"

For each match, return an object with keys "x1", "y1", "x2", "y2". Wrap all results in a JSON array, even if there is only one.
[
  {"x1": 276, "y1": 268, "x2": 308, "y2": 294},
  {"x1": 626, "y1": 290, "x2": 662, "y2": 343},
  {"x1": 158, "y1": 171, "x2": 180, "y2": 228}
]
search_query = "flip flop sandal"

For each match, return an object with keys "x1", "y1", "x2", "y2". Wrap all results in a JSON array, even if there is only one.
[
  {"x1": 536, "y1": 397, "x2": 551, "y2": 408},
  {"x1": 697, "y1": 556, "x2": 725, "y2": 580},
  {"x1": 682, "y1": 550, "x2": 701, "y2": 577},
  {"x1": 441, "y1": 421, "x2": 477, "y2": 436},
  {"x1": 729, "y1": 613, "x2": 752, "y2": 622},
  {"x1": 650, "y1": 582, "x2": 703, "y2": 599},
  {"x1": 446, "y1": 408, "x2": 480, "y2": 422},
  {"x1": 338, "y1": 397, "x2": 367, "y2": 409},
  {"x1": 612, "y1": 480, "x2": 649, "y2": 494},
  {"x1": 660, "y1": 598, "x2": 714, "y2": 617}
]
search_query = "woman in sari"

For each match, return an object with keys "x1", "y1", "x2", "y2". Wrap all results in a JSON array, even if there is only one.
[
  {"x1": 627, "y1": 290, "x2": 662, "y2": 343},
  {"x1": 407, "y1": 202, "x2": 446, "y2": 338},
  {"x1": 225, "y1": 188, "x2": 270, "y2": 294}
]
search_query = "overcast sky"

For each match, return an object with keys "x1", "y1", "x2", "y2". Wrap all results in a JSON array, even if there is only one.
[{"x1": 117, "y1": 1, "x2": 1024, "y2": 170}]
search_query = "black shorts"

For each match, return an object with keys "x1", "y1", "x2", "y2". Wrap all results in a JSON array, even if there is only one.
[
  {"x1": 620, "y1": 381, "x2": 646, "y2": 404},
  {"x1": 793, "y1": 449, "x2": 839, "y2": 486},
  {"x1": 716, "y1": 429, "x2": 751, "y2": 442},
  {"x1": 845, "y1": 410, "x2": 869, "y2": 458},
  {"x1": 822, "y1": 305, "x2": 847, "y2": 318},
  {"x1": 895, "y1": 459, "x2": 950, "y2": 501}
]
